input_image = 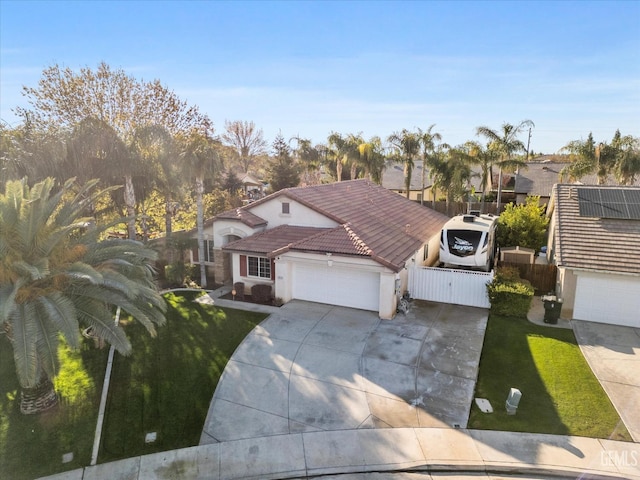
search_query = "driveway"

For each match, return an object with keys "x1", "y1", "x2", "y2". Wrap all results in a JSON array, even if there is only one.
[
  {"x1": 201, "y1": 300, "x2": 488, "y2": 444},
  {"x1": 573, "y1": 320, "x2": 640, "y2": 442}
]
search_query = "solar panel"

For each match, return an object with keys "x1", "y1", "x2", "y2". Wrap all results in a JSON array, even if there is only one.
[{"x1": 577, "y1": 187, "x2": 640, "y2": 220}]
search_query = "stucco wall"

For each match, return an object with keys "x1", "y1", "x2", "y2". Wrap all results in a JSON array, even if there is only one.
[
  {"x1": 249, "y1": 198, "x2": 339, "y2": 229},
  {"x1": 556, "y1": 267, "x2": 577, "y2": 319}
]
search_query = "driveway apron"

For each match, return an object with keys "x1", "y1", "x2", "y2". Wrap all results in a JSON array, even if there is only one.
[{"x1": 201, "y1": 300, "x2": 488, "y2": 444}]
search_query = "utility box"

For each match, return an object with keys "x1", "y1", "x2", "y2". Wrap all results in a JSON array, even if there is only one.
[
  {"x1": 542, "y1": 295, "x2": 563, "y2": 324},
  {"x1": 505, "y1": 388, "x2": 522, "y2": 415}
]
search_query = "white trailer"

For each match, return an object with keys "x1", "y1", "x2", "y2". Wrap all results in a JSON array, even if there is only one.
[{"x1": 439, "y1": 213, "x2": 498, "y2": 272}]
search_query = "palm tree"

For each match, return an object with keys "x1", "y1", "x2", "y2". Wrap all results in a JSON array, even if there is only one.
[
  {"x1": 180, "y1": 130, "x2": 222, "y2": 288},
  {"x1": 387, "y1": 129, "x2": 421, "y2": 199},
  {"x1": 428, "y1": 146, "x2": 473, "y2": 215},
  {"x1": 129, "y1": 125, "x2": 180, "y2": 237},
  {"x1": 357, "y1": 136, "x2": 386, "y2": 184},
  {"x1": 0, "y1": 177, "x2": 166, "y2": 414},
  {"x1": 327, "y1": 132, "x2": 350, "y2": 182},
  {"x1": 476, "y1": 120, "x2": 534, "y2": 213},
  {"x1": 463, "y1": 140, "x2": 496, "y2": 212},
  {"x1": 417, "y1": 124, "x2": 442, "y2": 205}
]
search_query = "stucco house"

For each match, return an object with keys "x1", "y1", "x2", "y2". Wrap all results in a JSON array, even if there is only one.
[
  {"x1": 546, "y1": 184, "x2": 640, "y2": 327},
  {"x1": 210, "y1": 179, "x2": 450, "y2": 319}
]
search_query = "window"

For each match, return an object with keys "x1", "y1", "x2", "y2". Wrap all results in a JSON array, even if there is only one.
[
  {"x1": 423, "y1": 243, "x2": 429, "y2": 262},
  {"x1": 281, "y1": 202, "x2": 290, "y2": 214},
  {"x1": 248, "y1": 256, "x2": 271, "y2": 278}
]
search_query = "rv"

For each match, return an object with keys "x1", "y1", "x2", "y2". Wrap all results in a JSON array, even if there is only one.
[{"x1": 439, "y1": 212, "x2": 498, "y2": 272}]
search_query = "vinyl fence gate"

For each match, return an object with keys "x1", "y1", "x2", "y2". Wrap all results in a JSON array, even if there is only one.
[{"x1": 408, "y1": 266, "x2": 493, "y2": 309}]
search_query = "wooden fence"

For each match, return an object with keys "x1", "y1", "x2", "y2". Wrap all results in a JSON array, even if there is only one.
[{"x1": 498, "y1": 261, "x2": 558, "y2": 294}]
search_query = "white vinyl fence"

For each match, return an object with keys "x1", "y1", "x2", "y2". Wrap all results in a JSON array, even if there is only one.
[{"x1": 408, "y1": 266, "x2": 493, "y2": 308}]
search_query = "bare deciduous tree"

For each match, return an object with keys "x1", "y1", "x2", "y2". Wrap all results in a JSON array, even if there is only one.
[{"x1": 221, "y1": 120, "x2": 267, "y2": 173}]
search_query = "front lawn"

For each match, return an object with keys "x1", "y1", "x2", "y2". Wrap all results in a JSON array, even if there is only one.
[
  {"x1": 0, "y1": 291, "x2": 267, "y2": 479},
  {"x1": 469, "y1": 314, "x2": 632, "y2": 441}
]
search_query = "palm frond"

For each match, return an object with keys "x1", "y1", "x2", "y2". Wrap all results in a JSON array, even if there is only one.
[
  {"x1": 36, "y1": 292, "x2": 80, "y2": 349},
  {"x1": 74, "y1": 297, "x2": 132, "y2": 355},
  {"x1": 33, "y1": 309, "x2": 61, "y2": 381},
  {"x1": 10, "y1": 303, "x2": 39, "y2": 388}
]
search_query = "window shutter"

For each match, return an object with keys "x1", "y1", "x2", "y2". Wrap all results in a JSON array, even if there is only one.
[
  {"x1": 240, "y1": 255, "x2": 247, "y2": 276},
  {"x1": 271, "y1": 259, "x2": 275, "y2": 281}
]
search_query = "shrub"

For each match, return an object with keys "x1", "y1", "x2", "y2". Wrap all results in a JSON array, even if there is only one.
[
  {"x1": 251, "y1": 284, "x2": 272, "y2": 303},
  {"x1": 487, "y1": 267, "x2": 534, "y2": 317}
]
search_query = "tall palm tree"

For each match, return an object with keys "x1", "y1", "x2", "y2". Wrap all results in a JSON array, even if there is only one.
[
  {"x1": 417, "y1": 124, "x2": 442, "y2": 205},
  {"x1": 129, "y1": 125, "x2": 179, "y2": 237},
  {"x1": 180, "y1": 130, "x2": 222, "y2": 288},
  {"x1": 0, "y1": 177, "x2": 166, "y2": 414},
  {"x1": 387, "y1": 129, "x2": 421, "y2": 199},
  {"x1": 428, "y1": 146, "x2": 473, "y2": 216},
  {"x1": 463, "y1": 140, "x2": 497, "y2": 212},
  {"x1": 327, "y1": 132, "x2": 350, "y2": 182},
  {"x1": 476, "y1": 120, "x2": 534, "y2": 213},
  {"x1": 357, "y1": 135, "x2": 386, "y2": 184}
]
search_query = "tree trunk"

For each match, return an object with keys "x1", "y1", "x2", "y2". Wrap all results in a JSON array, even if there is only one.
[
  {"x1": 196, "y1": 175, "x2": 207, "y2": 288},
  {"x1": 165, "y1": 199, "x2": 173, "y2": 238},
  {"x1": 20, "y1": 373, "x2": 58, "y2": 415},
  {"x1": 496, "y1": 167, "x2": 503, "y2": 215},
  {"x1": 124, "y1": 174, "x2": 137, "y2": 240},
  {"x1": 336, "y1": 158, "x2": 343, "y2": 182}
]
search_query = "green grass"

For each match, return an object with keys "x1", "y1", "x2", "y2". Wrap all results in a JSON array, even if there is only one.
[
  {"x1": 0, "y1": 291, "x2": 267, "y2": 479},
  {"x1": 0, "y1": 336, "x2": 109, "y2": 480},
  {"x1": 99, "y1": 291, "x2": 267, "y2": 462},
  {"x1": 469, "y1": 314, "x2": 632, "y2": 441}
]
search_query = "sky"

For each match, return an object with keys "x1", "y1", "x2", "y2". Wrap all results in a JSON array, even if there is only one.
[{"x1": 1, "y1": 0, "x2": 639, "y2": 154}]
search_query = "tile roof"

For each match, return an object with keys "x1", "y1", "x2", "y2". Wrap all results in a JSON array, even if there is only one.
[
  {"x1": 224, "y1": 225, "x2": 327, "y2": 256},
  {"x1": 225, "y1": 179, "x2": 451, "y2": 271},
  {"x1": 549, "y1": 184, "x2": 640, "y2": 275},
  {"x1": 214, "y1": 207, "x2": 267, "y2": 228},
  {"x1": 515, "y1": 162, "x2": 567, "y2": 197}
]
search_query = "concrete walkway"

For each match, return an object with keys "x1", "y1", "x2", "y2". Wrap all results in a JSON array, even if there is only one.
[
  {"x1": 201, "y1": 299, "x2": 488, "y2": 443},
  {"x1": 40, "y1": 428, "x2": 639, "y2": 479},
  {"x1": 574, "y1": 320, "x2": 640, "y2": 443}
]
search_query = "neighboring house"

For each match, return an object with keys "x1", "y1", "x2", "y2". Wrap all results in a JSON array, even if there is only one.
[
  {"x1": 211, "y1": 179, "x2": 450, "y2": 319},
  {"x1": 514, "y1": 161, "x2": 568, "y2": 205},
  {"x1": 514, "y1": 158, "x2": 640, "y2": 206},
  {"x1": 240, "y1": 173, "x2": 266, "y2": 202},
  {"x1": 546, "y1": 184, "x2": 640, "y2": 327},
  {"x1": 382, "y1": 160, "x2": 432, "y2": 202},
  {"x1": 382, "y1": 160, "x2": 488, "y2": 204}
]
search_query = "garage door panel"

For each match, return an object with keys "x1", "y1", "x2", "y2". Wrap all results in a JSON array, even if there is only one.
[
  {"x1": 293, "y1": 264, "x2": 380, "y2": 312},
  {"x1": 574, "y1": 274, "x2": 640, "y2": 327}
]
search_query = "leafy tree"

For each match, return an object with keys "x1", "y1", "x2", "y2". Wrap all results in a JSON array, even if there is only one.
[
  {"x1": 267, "y1": 132, "x2": 300, "y2": 191},
  {"x1": 16, "y1": 62, "x2": 211, "y2": 238},
  {"x1": 221, "y1": 120, "x2": 267, "y2": 173},
  {"x1": 291, "y1": 135, "x2": 322, "y2": 185},
  {"x1": 387, "y1": 129, "x2": 421, "y2": 199},
  {"x1": 476, "y1": 120, "x2": 534, "y2": 212},
  {"x1": 0, "y1": 177, "x2": 166, "y2": 414},
  {"x1": 496, "y1": 196, "x2": 549, "y2": 252}
]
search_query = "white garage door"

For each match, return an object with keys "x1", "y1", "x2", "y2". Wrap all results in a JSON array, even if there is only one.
[
  {"x1": 293, "y1": 263, "x2": 380, "y2": 312},
  {"x1": 573, "y1": 273, "x2": 640, "y2": 327}
]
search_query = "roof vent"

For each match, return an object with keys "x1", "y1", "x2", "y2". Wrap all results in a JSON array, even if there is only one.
[
  {"x1": 463, "y1": 215, "x2": 475, "y2": 223},
  {"x1": 469, "y1": 210, "x2": 480, "y2": 217}
]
